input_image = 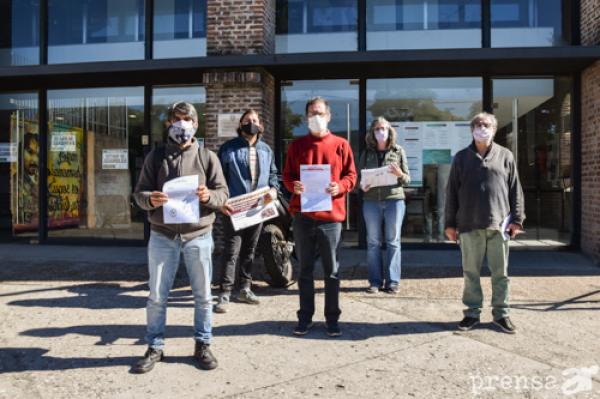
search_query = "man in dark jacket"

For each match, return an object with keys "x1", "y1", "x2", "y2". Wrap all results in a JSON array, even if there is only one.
[
  {"x1": 132, "y1": 102, "x2": 228, "y2": 373},
  {"x1": 214, "y1": 109, "x2": 279, "y2": 313},
  {"x1": 445, "y1": 112, "x2": 525, "y2": 334}
]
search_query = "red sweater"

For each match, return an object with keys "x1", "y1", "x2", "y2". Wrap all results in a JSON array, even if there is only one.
[{"x1": 283, "y1": 132, "x2": 357, "y2": 222}]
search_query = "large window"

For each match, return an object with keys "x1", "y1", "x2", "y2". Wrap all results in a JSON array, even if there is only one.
[
  {"x1": 492, "y1": 77, "x2": 572, "y2": 245},
  {"x1": 0, "y1": 1, "x2": 40, "y2": 66},
  {"x1": 491, "y1": 0, "x2": 570, "y2": 47},
  {"x1": 0, "y1": 93, "x2": 39, "y2": 237},
  {"x1": 47, "y1": 87, "x2": 144, "y2": 240},
  {"x1": 276, "y1": 0, "x2": 358, "y2": 53},
  {"x1": 151, "y1": 86, "x2": 206, "y2": 146},
  {"x1": 367, "y1": 78, "x2": 482, "y2": 242},
  {"x1": 153, "y1": 0, "x2": 207, "y2": 58},
  {"x1": 48, "y1": 0, "x2": 145, "y2": 64},
  {"x1": 367, "y1": 0, "x2": 481, "y2": 50}
]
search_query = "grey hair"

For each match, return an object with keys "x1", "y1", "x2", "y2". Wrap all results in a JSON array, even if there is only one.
[
  {"x1": 305, "y1": 96, "x2": 331, "y2": 115},
  {"x1": 168, "y1": 101, "x2": 198, "y2": 123},
  {"x1": 470, "y1": 112, "x2": 498, "y2": 131},
  {"x1": 365, "y1": 116, "x2": 397, "y2": 150}
]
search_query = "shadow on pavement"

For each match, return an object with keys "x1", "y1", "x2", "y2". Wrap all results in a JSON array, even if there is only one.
[
  {"x1": 0, "y1": 347, "x2": 198, "y2": 373},
  {"x1": 19, "y1": 320, "x2": 466, "y2": 347}
]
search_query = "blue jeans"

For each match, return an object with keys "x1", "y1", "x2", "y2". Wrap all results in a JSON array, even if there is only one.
[
  {"x1": 146, "y1": 230, "x2": 213, "y2": 349},
  {"x1": 362, "y1": 199, "x2": 406, "y2": 289},
  {"x1": 293, "y1": 214, "x2": 342, "y2": 324}
]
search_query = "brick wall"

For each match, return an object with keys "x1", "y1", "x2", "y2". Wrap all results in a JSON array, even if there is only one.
[
  {"x1": 204, "y1": 1, "x2": 277, "y2": 269},
  {"x1": 580, "y1": 1, "x2": 600, "y2": 263},
  {"x1": 206, "y1": 0, "x2": 275, "y2": 56},
  {"x1": 581, "y1": 0, "x2": 600, "y2": 46},
  {"x1": 581, "y1": 62, "x2": 600, "y2": 263},
  {"x1": 202, "y1": 70, "x2": 276, "y2": 263}
]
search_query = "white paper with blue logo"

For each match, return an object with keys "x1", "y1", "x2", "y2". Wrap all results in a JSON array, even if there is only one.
[
  {"x1": 300, "y1": 164, "x2": 332, "y2": 212},
  {"x1": 162, "y1": 175, "x2": 200, "y2": 224}
]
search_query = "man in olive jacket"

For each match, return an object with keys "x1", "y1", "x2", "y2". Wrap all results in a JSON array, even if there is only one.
[
  {"x1": 132, "y1": 102, "x2": 228, "y2": 373},
  {"x1": 445, "y1": 112, "x2": 525, "y2": 334}
]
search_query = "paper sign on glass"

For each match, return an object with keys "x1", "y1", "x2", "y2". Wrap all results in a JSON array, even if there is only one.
[
  {"x1": 360, "y1": 166, "x2": 397, "y2": 189},
  {"x1": 162, "y1": 175, "x2": 200, "y2": 224},
  {"x1": 300, "y1": 164, "x2": 332, "y2": 212}
]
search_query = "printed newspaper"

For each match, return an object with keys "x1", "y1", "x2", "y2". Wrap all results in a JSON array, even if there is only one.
[{"x1": 227, "y1": 186, "x2": 279, "y2": 231}]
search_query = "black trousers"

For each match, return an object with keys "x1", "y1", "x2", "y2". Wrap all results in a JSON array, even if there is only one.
[
  {"x1": 293, "y1": 214, "x2": 342, "y2": 324},
  {"x1": 219, "y1": 217, "x2": 262, "y2": 293}
]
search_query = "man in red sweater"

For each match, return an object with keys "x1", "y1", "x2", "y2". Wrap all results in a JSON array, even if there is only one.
[{"x1": 283, "y1": 96, "x2": 357, "y2": 337}]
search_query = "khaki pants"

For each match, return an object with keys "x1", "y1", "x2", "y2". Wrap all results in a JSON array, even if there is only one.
[{"x1": 459, "y1": 229, "x2": 510, "y2": 319}]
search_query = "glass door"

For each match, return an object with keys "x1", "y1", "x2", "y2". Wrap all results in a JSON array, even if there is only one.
[
  {"x1": 492, "y1": 77, "x2": 573, "y2": 245},
  {"x1": 280, "y1": 79, "x2": 360, "y2": 233}
]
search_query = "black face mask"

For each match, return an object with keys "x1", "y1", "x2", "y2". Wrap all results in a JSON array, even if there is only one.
[{"x1": 241, "y1": 123, "x2": 260, "y2": 136}]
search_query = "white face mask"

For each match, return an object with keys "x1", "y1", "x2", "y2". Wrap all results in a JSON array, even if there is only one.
[
  {"x1": 169, "y1": 120, "x2": 196, "y2": 144},
  {"x1": 308, "y1": 115, "x2": 328, "y2": 134},
  {"x1": 374, "y1": 128, "x2": 388, "y2": 143},
  {"x1": 473, "y1": 126, "x2": 493, "y2": 143}
]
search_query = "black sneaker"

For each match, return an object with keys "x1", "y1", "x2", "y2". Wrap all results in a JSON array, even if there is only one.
[
  {"x1": 293, "y1": 321, "x2": 313, "y2": 336},
  {"x1": 326, "y1": 322, "x2": 342, "y2": 337},
  {"x1": 493, "y1": 317, "x2": 517, "y2": 334},
  {"x1": 132, "y1": 347, "x2": 163, "y2": 374},
  {"x1": 457, "y1": 317, "x2": 480, "y2": 331},
  {"x1": 384, "y1": 285, "x2": 400, "y2": 295},
  {"x1": 194, "y1": 342, "x2": 218, "y2": 370}
]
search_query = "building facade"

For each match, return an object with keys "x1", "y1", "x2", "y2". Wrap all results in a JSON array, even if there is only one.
[{"x1": 0, "y1": 0, "x2": 598, "y2": 261}]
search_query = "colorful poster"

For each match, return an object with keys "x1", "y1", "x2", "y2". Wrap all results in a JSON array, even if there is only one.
[
  {"x1": 10, "y1": 116, "x2": 40, "y2": 233},
  {"x1": 47, "y1": 125, "x2": 83, "y2": 229}
]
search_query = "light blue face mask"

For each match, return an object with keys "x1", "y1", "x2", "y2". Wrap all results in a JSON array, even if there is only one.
[{"x1": 168, "y1": 120, "x2": 196, "y2": 144}]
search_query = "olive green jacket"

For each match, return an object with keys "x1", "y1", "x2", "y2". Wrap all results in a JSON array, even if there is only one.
[{"x1": 357, "y1": 144, "x2": 411, "y2": 201}]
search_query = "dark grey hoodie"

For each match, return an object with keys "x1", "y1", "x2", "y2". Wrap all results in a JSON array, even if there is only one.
[{"x1": 133, "y1": 138, "x2": 229, "y2": 240}]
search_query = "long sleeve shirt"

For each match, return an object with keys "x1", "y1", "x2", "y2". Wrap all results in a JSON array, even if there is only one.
[
  {"x1": 444, "y1": 142, "x2": 525, "y2": 233},
  {"x1": 283, "y1": 132, "x2": 357, "y2": 222},
  {"x1": 133, "y1": 138, "x2": 229, "y2": 240}
]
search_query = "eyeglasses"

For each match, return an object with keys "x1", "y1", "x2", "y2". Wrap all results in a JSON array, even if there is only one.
[{"x1": 474, "y1": 121, "x2": 491, "y2": 128}]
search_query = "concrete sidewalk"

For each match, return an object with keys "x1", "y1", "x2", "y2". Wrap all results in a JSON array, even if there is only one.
[{"x1": 0, "y1": 244, "x2": 599, "y2": 398}]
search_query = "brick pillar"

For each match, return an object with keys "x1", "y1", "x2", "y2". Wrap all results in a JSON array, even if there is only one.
[
  {"x1": 204, "y1": 1, "x2": 276, "y2": 265},
  {"x1": 580, "y1": 1, "x2": 600, "y2": 263},
  {"x1": 206, "y1": 0, "x2": 275, "y2": 56}
]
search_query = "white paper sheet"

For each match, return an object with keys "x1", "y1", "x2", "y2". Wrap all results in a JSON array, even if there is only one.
[
  {"x1": 501, "y1": 213, "x2": 512, "y2": 241},
  {"x1": 162, "y1": 175, "x2": 200, "y2": 224},
  {"x1": 300, "y1": 164, "x2": 332, "y2": 212},
  {"x1": 360, "y1": 166, "x2": 398, "y2": 189}
]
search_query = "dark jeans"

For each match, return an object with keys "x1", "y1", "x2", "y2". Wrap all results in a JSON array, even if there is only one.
[
  {"x1": 219, "y1": 217, "x2": 262, "y2": 294},
  {"x1": 293, "y1": 213, "x2": 342, "y2": 324}
]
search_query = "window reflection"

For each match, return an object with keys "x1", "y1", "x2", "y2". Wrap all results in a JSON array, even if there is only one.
[
  {"x1": 276, "y1": 0, "x2": 358, "y2": 53},
  {"x1": 491, "y1": 0, "x2": 569, "y2": 47},
  {"x1": 0, "y1": 1, "x2": 40, "y2": 66},
  {"x1": 367, "y1": 0, "x2": 481, "y2": 50},
  {"x1": 493, "y1": 77, "x2": 572, "y2": 244},
  {"x1": 367, "y1": 78, "x2": 483, "y2": 242},
  {"x1": 0, "y1": 93, "x2": 40, "y2": 236},
  {"x1": 154, "y1": 0, "x2": 207, "y2": 58},
  {"x1": 47, "y1": 88, "x2": 145, "y2": 240},
  {"x1": 48, "y1": 0, "x2": 145, "y2": 64}
]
